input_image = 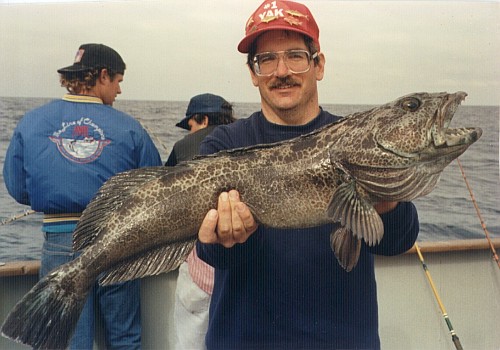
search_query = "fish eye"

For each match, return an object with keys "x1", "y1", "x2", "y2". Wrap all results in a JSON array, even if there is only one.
[{"x1": 401, "y1": 97, "x2": 421, "y2": 112}]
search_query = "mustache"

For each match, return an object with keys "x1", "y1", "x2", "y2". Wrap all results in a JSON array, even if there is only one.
[{"x1": 269, "y1": 77, "x2": 300, "y2": 89}]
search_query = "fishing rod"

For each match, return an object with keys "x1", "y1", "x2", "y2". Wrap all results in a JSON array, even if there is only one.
[
  {"x1": 456, "y1": 158, "x2": 500, "y2": 269},
  {"x1": 1, "y1": 209, "x2": 36, "y2": 226},
  {"x1": 140, "y1": 121, "x2": 169, "y2": 154},
  {"x1": 414, "y1": 243, "x2": 464, "y2": 350}
]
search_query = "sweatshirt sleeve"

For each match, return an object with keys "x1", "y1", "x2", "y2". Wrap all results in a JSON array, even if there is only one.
[
  {"x1": 136, "y1": 126, "x2": 162, "y2": 167},
  {"x1": 367, "y1": 201, "x2": 420, "y2": 256},
  {"x1": 3, "y1": 128, "x2": 30, "y2": 206},
  {"x1": 197, "y1": 228, "x2": 265, "y2": 269}
]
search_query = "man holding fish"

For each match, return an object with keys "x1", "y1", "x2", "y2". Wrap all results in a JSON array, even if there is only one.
[{"x1": 197, "y1": 1, "x2": 419, "y2": 349}]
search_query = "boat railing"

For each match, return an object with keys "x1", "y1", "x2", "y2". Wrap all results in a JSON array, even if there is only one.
[
  {"x1": 0, "y1": 260, "x2": 39, "y2": 277},
  {"x1": 1, "y1": 237, "x2": 499, "y2": 278}
]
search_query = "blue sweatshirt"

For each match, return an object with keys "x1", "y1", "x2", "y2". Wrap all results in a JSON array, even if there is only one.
[
  {"x1": 197, "y1": 109, "x2": 419, "y2": 350},
  {"x1": 3, "y1": 94, "x2": 161, "y2": 231}
]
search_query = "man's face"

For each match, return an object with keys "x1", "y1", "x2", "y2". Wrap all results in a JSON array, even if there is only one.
[
  {"x1": 100, "y1": 71, "x2": 123, "y2": 106},
  {"x1": 250, "y1": 30, "x2": 324, "y2": 125},
  {"x1": 188, "y1": 117, "x2": 207, "y2": 134}
]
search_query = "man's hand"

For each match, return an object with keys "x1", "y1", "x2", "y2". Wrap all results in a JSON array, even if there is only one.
[
  {"x1": 198, "y1": 190, "x2": 258, "y2": 248},
  {"x1": 374, "y1": 201, "x2": 398, "y2": 214}
]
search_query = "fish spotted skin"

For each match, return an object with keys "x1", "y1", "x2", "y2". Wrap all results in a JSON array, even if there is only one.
[{"x1": 1, "y1": 92, "x2": 482, "y2": 349}]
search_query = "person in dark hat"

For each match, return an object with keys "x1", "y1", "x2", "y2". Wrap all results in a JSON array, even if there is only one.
[
  {"x1": 165, "y1": 93, "x2": 235, "y2": 166},
  {"x1": 167, "y1": 94, "x2": 235, "y2": 349},
  {"x1": 195, "y1": 1, "x2": 420, "y2": 349},
  {"x1": 3, "y1": 43, "x2": 161, "y2": 349}
]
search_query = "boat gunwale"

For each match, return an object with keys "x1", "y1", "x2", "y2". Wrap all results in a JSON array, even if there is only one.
[{"x1": 1, "y1": 237, "x2": 499, "y2": 278}]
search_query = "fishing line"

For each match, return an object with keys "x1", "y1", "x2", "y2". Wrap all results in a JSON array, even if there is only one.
[
  {"x1": 415, "y1": 243, "x2": 464, "y2": 350},
  {"x1": 140, "y1": 121, "x2": 169, "y2": 154},
  {"x1": 456, "y1": 158, "x2": 500, "y2": 269},
  {"x1": 0, "y1": 209, "x2": 36, "y2": 226}
]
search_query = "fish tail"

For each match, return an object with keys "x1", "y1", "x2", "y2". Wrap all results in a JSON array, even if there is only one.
[{"x1": 1, "y1": 267, "x2": 89, "y2": 349}]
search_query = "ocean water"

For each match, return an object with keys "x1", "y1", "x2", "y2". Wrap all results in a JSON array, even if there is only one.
[{"x1": 0, "y1": 97, "x2": 498, "y2": 262}]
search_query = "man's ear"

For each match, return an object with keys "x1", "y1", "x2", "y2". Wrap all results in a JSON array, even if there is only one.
[
  {"x1": 248, "y1": 65, "x2": 259, "y2": 87},
  {"x1": 315, "y1": 52, "x2": 325, "y2": 81},
  {"x1": 99, "y1": 68, "x2": 110, "y2": 83},
  {"x1": 202, "y1": 115, "x2": 209, "y2": 126}
]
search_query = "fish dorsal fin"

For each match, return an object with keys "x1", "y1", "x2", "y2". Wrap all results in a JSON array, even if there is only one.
[
  {"x1": 73, "y1": 166, "x2": 178, "y2": 251},
  {"x1": 326, "y1": 181, "x2": 384, "y2": 246},
  {"x1": 191, "y1": 118, "x2": 345, "y2": 161},
  {"x1": 330, "y1": 226, "x2": 362, "y2": 272},
  {"x1": 99, "y1": 239, "x2": 196, "y2": 285}
]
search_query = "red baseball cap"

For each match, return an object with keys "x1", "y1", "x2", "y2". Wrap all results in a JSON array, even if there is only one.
[{"x1": 238, "y1": 0, "x2": 320, "y2": 53}]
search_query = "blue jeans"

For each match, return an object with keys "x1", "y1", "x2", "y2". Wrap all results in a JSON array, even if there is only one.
[{"x1": 41, "y1": 231, "x2": 141, "y2": 350}]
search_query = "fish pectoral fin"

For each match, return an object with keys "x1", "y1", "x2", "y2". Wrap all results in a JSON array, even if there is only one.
[
  {"x1": 99, "y1": 239, "x2": 196, "y2": 285},
  {"x1": 330, "y1": 226, "x2": 361, "y2": 272},
  {"x1": 326, "y1": 181, "x2": 384, "y2": 246}
]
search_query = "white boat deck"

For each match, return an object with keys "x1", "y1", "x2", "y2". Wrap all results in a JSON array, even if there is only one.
[{"x1": 1, "y1": 238, "x2": 499, "y2": 349}]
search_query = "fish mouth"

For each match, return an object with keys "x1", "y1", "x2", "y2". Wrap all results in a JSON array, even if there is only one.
[
  {"x1": 442, "y1": 126, "x2": 482, "y2": 147},
  {"x1": 427, "y1": 91, "x2": 482, "y2": 156}
]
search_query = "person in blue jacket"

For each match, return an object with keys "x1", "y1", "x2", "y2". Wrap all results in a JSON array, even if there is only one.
[
  {"x1": 196, "y1": 1, "x2": 420, "y2": 349},
  {"x1": 3, "y1": 43, "x2": 162, "y2": 350}
]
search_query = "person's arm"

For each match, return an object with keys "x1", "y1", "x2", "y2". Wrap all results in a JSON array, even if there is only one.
[
  {"x1": 374, "y1": 201, "x2": 398, "y2": 214},
  {"x1": 3, "y1": 128, "x2": 30, "y2": 205},
  {"x1": 368, "y1": 201, "x2": 419, "y2": 256}
]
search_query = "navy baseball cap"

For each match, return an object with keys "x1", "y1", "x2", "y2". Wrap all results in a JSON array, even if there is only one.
[
  {"x1": 176, "y1": 93, "x2": 229, "y2": 130},
  {"x1": 57, "y1": 43, "x2": 126, "y2": 74}
]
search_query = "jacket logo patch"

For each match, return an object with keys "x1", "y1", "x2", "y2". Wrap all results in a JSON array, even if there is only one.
[{"x1": 49, "y1": 117, "x2": 111, "y2": 163}]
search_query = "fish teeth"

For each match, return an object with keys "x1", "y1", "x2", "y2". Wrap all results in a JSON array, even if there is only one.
[
  {"x1": 431, "y1": 125, "x2": 446, "y2": 147},
  {"x1": 445, "y1": 128, "x2": 476, "y2": 146}
]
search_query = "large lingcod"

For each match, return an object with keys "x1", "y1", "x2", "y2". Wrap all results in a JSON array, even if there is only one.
[{"x1": 2, "y1": 92, "x2": 482, "y2": 349}]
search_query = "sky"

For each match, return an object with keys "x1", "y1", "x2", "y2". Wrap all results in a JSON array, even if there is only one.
[{"x1": 0, "y1": 0, "x2": 498, "y2": 105}]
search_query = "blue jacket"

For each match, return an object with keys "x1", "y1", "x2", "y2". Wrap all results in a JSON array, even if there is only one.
[
  {"x1": 197, "y1": 110, "x2": 419, "y2": 350},
  {"x1": 3, "y1": 94, "x2": 161, "y2": 219}
]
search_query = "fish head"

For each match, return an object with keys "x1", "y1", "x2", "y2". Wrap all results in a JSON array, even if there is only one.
[
  {"x1": 327, "y1": 92, "x2": 482, "y2": 270},
  {"x1": 330, "y1": 91, "x2": 483, "y2": 202},
  {"x1": 373, "y1": 91, "x2": 482, "y2": 164}
]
